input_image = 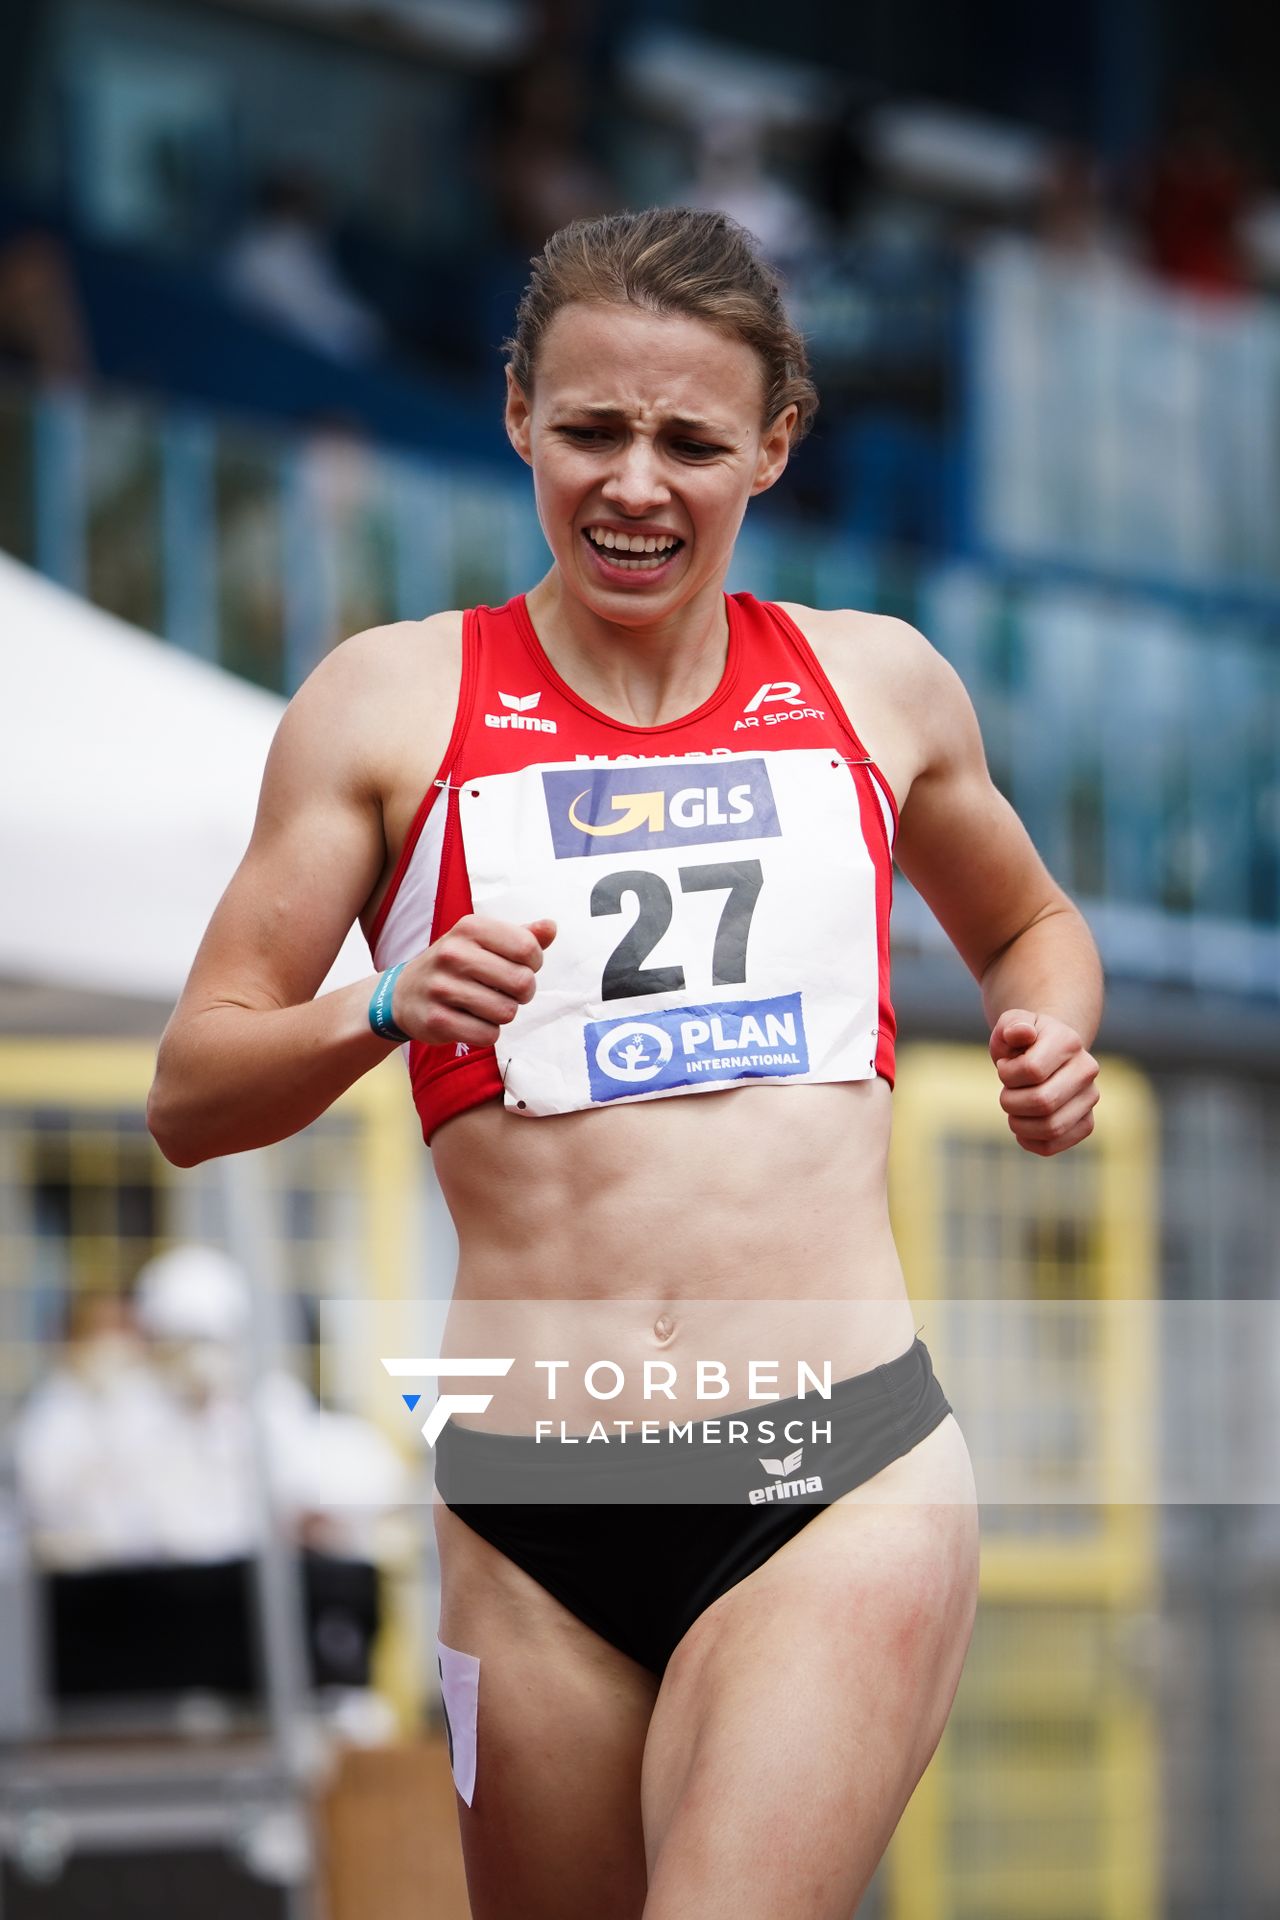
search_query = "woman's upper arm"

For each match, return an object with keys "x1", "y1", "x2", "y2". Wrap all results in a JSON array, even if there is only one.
[
  {"x1": 892, "y1": 625, "x2": 1070, "y2": 983},
  {"x1": 169, "y1": 631, "x2": 398, "y2": 1023}
]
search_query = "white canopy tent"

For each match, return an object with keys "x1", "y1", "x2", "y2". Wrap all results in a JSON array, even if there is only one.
[{"x1": 0, "y1": 552, "x2": 371, "y2": 1030}]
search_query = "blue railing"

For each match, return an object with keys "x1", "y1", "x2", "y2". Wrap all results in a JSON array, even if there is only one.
[{"x1": 2, "y1": 377, "x2": 1276, "y2": 999}]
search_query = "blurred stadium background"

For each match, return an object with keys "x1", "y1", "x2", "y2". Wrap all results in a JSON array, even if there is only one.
[{"x1": 1, "y1": 2, "x2": 1278, "y2": 1916}]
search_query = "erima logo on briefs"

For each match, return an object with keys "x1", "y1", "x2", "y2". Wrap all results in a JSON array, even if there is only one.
[
  {"x1": 735, "y1": 680, "x2": 826, "y2": 732},
  {"x1": 382, "y1": 1356, "x2": 515, "y2": 1446},
  {"x1": 749, "y1": 1444, "x2": 824, "y2": 1505},
  {"x1": 485, "y1": 690, "x2": 557, "y2": 733},
  {"x1": 760, "y1": 1446, "x2": 805, "y2": 1476},
  {"x1": 585, "y1": 993, "x2": 809, "y2": 1102},
  {"x1": 543, "y1": 758, "x2": 779, "y2": 859}
]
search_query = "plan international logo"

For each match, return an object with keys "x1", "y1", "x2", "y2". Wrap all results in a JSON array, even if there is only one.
[
  {"x1": 585, "y1": 994, "x2": 809, "y2": 1102},
  {"x1": 542, "y1": 757, "x2": 780, "y2": 860}
]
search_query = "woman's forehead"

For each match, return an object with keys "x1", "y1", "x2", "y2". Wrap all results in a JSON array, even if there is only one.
[{"x1": 534, "y1": 301, "x2": 766, "y2": 418}]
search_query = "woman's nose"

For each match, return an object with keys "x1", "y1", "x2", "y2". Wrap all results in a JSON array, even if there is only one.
[{"x1": 601, "y1": 442, "x2": 670, "y2": 513}]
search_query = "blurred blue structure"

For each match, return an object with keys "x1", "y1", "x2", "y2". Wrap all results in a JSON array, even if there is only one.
[{"x1": 2, "y1": 329, "x2": 1276, "y2": 1022}]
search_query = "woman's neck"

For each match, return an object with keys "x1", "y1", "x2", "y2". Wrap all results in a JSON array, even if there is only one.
[{"x1": 523, "y1": 570, "x2": 731, "y2": 727}]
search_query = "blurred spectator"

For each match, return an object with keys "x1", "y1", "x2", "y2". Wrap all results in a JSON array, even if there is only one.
[
  {"x1": 12, "y1": 1290, "x2": 172, "y2": 1568},
  {"x1": 806, "y1": 90, "x2": 873, "y2": 241},
  {"x1": 1134, "y1": 87, "x2": 1258, "y2": 297},
  {"x1": 1037, "y1": 142, "x2": 1133, "y2": 274},
  {"x1": 301, "y1": 415, "x2": 398, "y2": 662},
  {"x1": 223, "y1": 171, "x2": 387, "y2": 362},
  {"x1": 0, "y1": 228, "x2": 92, "y2": 380},
  {"x1": 14, "y1": 1246, "x2": 410, "y2": 1569},
  {"x1": 487, "y1": 47, "x2": 616, "y2": 251},
  {"x1": 675, "y1": 114, "x2": 821, "y2": 272}
]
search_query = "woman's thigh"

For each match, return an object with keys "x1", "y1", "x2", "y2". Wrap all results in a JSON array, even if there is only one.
[
  {"x1": 639, "y1": 1415, "x2": 980, "y2": 1920},
  {"x1": 432, "y1": 1501, "x2": 659, "y2": 1920}
]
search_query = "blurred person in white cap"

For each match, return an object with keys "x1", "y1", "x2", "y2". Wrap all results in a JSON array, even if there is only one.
[
  {"x1": 13, "y1": 1290, "x2": 173, "y2": 1569},
  {"x1": 17, "y1": 1246, "x2": 410, "y2": 1570},
  {"x1": 133, "y1": 1242, "x2": 411, "y2": 1564}
]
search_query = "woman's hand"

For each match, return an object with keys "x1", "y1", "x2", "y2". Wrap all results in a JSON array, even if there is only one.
[
  {"x1": 988, "y1": 1009, "x2": 1100, "y2": 1157},
  {"x1": 393, "y1": 915, "x2": 557, "y2": 1049}
]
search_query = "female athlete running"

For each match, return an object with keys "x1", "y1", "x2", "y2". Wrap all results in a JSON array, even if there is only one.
[{"x1": 149, "y1": 208, "x2": 1102, "y2": 1919}]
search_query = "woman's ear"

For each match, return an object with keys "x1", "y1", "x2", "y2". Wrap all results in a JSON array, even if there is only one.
[
  {"x1": 750, "y1": 403, "x2": 798, "y2": 496},
  {"x1": 505, "y1": 367, "x2": 533, "y2": 465}
]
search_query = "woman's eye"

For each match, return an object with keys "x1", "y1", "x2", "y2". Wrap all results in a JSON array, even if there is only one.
[{"x1": 674, "y1": 441, "x2": 720, "y2": 458}]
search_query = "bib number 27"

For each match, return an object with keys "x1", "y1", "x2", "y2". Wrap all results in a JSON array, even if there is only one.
[{"x1": 589, "y1": 859, "x2": 763, "y2": 1001}]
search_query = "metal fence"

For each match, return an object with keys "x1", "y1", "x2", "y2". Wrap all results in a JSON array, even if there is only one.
[{"x1": 2, "y1": 377, "x2": 1278, "y2": 1012}]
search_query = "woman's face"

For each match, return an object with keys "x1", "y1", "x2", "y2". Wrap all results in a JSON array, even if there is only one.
[{"x1": 505, "y1": 301, "x2": 796, "y2": 625}]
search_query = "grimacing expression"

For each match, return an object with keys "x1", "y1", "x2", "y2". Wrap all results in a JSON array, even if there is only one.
[{"x1": 505, "y1": 302, "x2": 796, "y2": 621}]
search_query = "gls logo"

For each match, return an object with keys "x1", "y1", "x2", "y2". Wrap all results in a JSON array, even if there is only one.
[
  {"x1": 382, "y1": 1355, "x2": 515, "y2": 1446},
  {"x1": 735, "y1": 681, "x2": 826, "y2": 733},
  {"x1": 543, "y1": 758, "x2": 780, "y2": 859},
  {"x1": 485, "y1": 690, "x2": 557, "y2": 734},
  {"x1": 748, "y1": 1442, "x2": 825, "y2": 1506}
]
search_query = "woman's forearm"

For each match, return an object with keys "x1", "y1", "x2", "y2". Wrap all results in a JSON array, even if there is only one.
[
  {"x1": 979, "y1": 901, "x2": 1104, "y2": 1047},
  {"x1": 147, "y1": 974, "x2": 400, "y2": 1166}
]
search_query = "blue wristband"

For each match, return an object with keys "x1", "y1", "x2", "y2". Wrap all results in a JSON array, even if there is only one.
[{"x1": 369, "y1": 963, "x2": 411, "y2": 1043}]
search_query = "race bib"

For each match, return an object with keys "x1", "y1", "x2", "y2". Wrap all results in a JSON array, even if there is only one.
[{"x1": 458, "y1": 748, "x2": 880, "y2": 1117}]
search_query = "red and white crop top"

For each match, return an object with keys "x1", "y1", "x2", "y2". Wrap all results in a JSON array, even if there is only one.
[{"x1": 366, "y1": 592, "x2": 898, "y2": 1144}]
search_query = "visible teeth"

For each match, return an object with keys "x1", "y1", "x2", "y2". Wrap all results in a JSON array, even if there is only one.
[{"x1": 586, "y1": 528, "x2": 679, "y2": 555}]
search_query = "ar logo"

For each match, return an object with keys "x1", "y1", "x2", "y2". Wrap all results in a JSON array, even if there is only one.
[{"x1": 743, "y1": 681, "x2": 804, "y2": 713}]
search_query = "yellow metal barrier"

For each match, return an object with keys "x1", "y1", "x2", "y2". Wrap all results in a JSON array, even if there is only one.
[
  {"x1": 885, "y1": 1043, "x2": 1160, "y2": 1920},
  {"x1": 0, "y1": 1037, "x2": 428, "y2": 1727}
]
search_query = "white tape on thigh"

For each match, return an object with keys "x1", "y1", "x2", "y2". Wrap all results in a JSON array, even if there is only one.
[{"x1": 436, "y1": 1638, "x2": 480, "y2": 1807}]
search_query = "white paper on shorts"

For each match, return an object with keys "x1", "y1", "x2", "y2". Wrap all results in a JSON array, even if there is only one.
[{"x1": 436, "y1": 1637, "x2": 480, "y2": 1807}]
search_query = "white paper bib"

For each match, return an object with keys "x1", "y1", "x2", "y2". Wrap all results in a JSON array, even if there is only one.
[{"x1": 458, "y1": 747, "x2": 881, "y2": 1117}]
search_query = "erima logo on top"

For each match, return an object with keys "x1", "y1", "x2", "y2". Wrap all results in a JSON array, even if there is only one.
[
  {"x1": 485, "y1": 691, "x2": 557, "y2": 733},
  {"x1": 543, "y1": 757, "x2": 779, "y2": 860}
]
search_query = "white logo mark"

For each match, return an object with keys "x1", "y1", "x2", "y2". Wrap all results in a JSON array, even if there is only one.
[
  {"x1": 595, "y1": 1022, "x2": 674, "y2": 1083},
  {"x1": 759, "y1": 1446, "x2": 805, "y2": 1476},
  {"x1": 382, "y1": 1355, "x2": 515, "y2": 1446},
  {"x1": 743, "y1": 681, "x2": 804, "y2": 713},
  {"x1": 484, "y1": 692, "x2": 557, "y2": 733}
]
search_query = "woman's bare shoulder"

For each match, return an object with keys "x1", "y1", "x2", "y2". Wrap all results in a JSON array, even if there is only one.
[
  {"x1": 772, "y1": 601, "x2": 935, "y2": 684},
  {"x1": 292, "y1": 610, "x2": 466, "y2": 786},
  {"x1": 319, "y1": 608, "x2": 465, "y2": 693},
  {"x1": 771, "y1": 602, "x2": 952, "y2": 812}
]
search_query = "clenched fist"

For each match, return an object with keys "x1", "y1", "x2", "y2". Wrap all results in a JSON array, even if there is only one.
[
  {"x1": 389, "y1": 915, "x2": 556, "y2": 1049},
  {"x1": 989, "y1": 1009, "x2": 1100, "y2": 1157}
]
